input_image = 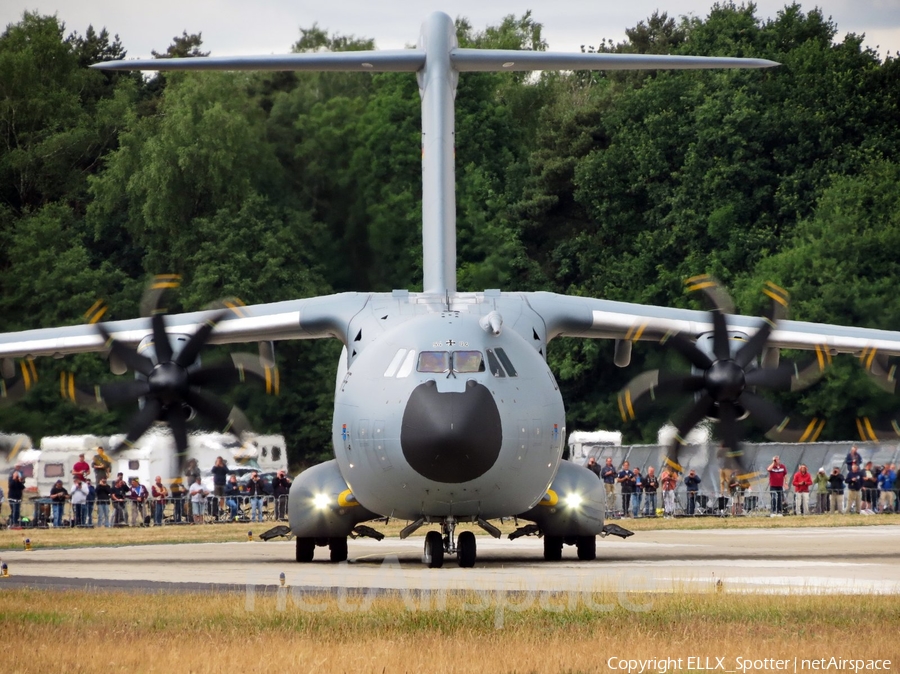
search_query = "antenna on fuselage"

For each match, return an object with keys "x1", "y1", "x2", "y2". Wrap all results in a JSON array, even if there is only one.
[{"x1": 91, "y1": 12, "x2": 778, "y2": 296}]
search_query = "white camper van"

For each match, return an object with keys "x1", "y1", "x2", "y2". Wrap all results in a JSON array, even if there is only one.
[
  {"x1": 567, "y1": 430, "x2": 623, "y2": 464},
  {"x1": 35, "y1": 435, "x2": 109, "y2": 496},
  {"x1": 34, "y1": 431, "x2": 289, "y2": 495}
]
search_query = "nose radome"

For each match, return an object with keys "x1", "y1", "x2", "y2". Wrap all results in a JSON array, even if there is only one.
[{"x1": 401, "y1": 380, "x2": 502, "y2": 483}]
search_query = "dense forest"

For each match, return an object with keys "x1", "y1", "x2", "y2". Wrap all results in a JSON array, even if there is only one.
[{"x1": 1, "y1": 4, "x2": 899, "y2": 467}]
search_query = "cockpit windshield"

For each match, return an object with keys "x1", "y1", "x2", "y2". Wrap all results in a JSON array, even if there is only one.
[
  {"x1": 415, "y1": 350, "x2": 485, "y2": 374},
  {"x1": 452, "y1": 351, "x2": 484, "y2": 373},
  {"x1": 417, "y1": 351, "x2": 451, "y2": 373}
]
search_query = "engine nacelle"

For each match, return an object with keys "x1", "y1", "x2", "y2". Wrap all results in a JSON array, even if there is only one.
[
  {"x1": 516, "y1": 460, "x2": 605, "y2": 537},
  {"x1": 288, "y1": 459, "x2": 378, "y2": 538}
]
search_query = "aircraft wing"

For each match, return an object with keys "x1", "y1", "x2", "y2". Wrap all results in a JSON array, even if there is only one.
[
  {"x1": 526, "y1": 291, "x2": 900, "y2": 356},
  {"x1": 0, "y1": 293, "x2": 369, "y2": 360}
]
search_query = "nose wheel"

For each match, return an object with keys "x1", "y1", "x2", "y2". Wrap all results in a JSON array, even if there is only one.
[
  {"x1": 422, "y1": 518, "x2": 478, "y2": 568},
  {"x1": 457, "y1": 530, "x2": 476, "y2": 567},
  {"x1": 424, "y1": 530, "x2": 444, "y2": 568}
]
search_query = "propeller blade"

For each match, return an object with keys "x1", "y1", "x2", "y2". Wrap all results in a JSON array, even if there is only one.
[
  {"x1": 184, "y1": 388, "x2": 252, "y2": 437},
  {"x1": 734, "y1": 318, "x2": 774, "y2": 369},
  {"x1": 711, "y1": 310, "x2": 731, "y2": 361},
  {"x1": 151, "y1": 313, "x2": 173, "y2": 364},
  {"x1": 717, "y1": 401, "x2": 745, "y2": 473},
  {"x1": 0, "y1": 359, "x2": 38, "y2": 407},
  {"x1": 97, "y1": 379, "x2": 153, "y2": 407},
  {"x1": 664, "y1": 393, "x2": 714, "y2": 473},
  {"x1": 739, "y1": 391, "x2": 825, "y2": 442},
  {"x1": 140, "y1": 274, "x2": 182, "y2": 317},
  {"x1": 685, "y1": 274, "x2": 735, "y2": 314},
  {"x1": 97, "y1": 325, "x2": 154, "y2": 377},
  {"x1": 1, "y1": 434, "x2": 28, "y2": 463},
  {"x1": 855, "y1": 414, "x2": 900, "y2": 442},
  {"x1": 859, "y1": 347, "x2": 898, "y2": 394},
  {"x1": 174, "y1": 310, "x2": 228, "y2": 368},
  {"x1": 60, "y1": 372, "x2": 105, "y2": 411},
  {"x1": 744, "y1": 352, "x2": 829, "y2": 392},
  {"x1": 188, "y1": 353, "x2": 280, "y2": 394},
  {"x1": 658, "y1": 331, "x2": 713, "y2": 370},
  {"x1": 734, "y1": 282, "x2": 792, "y2": 369},
  {"x1": 734, "y1": 284, "x2": 790, "y2": 368},
  {"x1": 618, "y1": 369, "x2": 705, "y2": 421},
  {"x1": 112, "y1": 398, "x2": 163, "y2": 454},
  {"x1": 165, "y1": 405, "x2": 190, "y2": 475}
]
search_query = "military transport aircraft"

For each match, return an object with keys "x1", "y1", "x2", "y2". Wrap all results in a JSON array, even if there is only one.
[{"x1": 3, "y1": 11, "x2": 900, "y2": 568}]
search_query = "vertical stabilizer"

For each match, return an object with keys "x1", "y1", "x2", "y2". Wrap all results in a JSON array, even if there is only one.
[{"x1": 417, "y1": 12, "x2": 458, "y2": 294}]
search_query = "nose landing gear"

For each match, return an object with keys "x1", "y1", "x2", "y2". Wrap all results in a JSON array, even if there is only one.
[{"x1": 422, "y1": 517, "x2": 477, "y2": 568}]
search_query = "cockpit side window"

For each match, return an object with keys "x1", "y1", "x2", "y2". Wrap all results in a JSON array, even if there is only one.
[
  {"x1": 494, "y1": 348, "x2": 518, "y2": 377},
  {"x1": 417, "y1": 351, "x2": 450, "y2": 373},
  {"x1": 485, "y1": 349, "x2": 506, "y2": 377},
  {"x1": 452, "y1": 351, "x2": 484, "y2": 373}
]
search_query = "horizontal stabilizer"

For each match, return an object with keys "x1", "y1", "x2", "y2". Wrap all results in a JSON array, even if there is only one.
[
  {"x1": 450, "y1": 49, "x2": 779, "y2": 72},
  {"x1": 92, "y1": 50, "x2": 425, "y2": 72}
]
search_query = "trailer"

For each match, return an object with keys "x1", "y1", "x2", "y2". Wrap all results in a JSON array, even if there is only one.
[{"x1": 34, "y1": 430, "x2": 288, "y2": 495}]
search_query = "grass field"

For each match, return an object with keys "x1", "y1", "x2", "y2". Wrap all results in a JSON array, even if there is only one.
[
  {"x1": 0, "y1": 587, "x2": 897, "y2": 674},
  {"x1": 2, "y1": 506, "x2": 899, "y2": 672},
  {"x1": 2, "y1": 510, "x2": 899, "y2": 550}
]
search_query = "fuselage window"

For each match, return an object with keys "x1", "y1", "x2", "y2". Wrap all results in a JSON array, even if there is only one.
[
  {"x1": 452, "y1": 351, "x2": 485, "y2": 373},
  {"x1": 485, "y1": 349, "x2": 506, "y2": 377},
  {"x1": 494, "y1": 347, "x2": 518, "y2": 377},
  {"x1": 417, "y1": 351, "x2": 450, "y2": 373}
]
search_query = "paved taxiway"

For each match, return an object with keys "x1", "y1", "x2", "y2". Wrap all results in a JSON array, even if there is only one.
[{"x1": 2, "y1": 525, "x2": 898, "y2": 594}]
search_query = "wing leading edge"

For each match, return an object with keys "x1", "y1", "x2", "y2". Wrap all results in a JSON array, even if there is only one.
[
  {"x1": 526, "y1": 291, "x2": 900, "y2": 357},
  {"x1": 0, "y1": 293, "x2": 370, "y2": 360}
]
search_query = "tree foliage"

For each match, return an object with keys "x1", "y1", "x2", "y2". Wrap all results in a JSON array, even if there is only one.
[{"x1": 2, "y1": 4, "x2": 900, "y2": 461}]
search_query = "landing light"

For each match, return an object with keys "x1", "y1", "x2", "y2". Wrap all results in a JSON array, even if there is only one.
[
  {"x1": 313, "y1": 493, "x2": 331, "y2": 510},
  {"x1": 564, "y1": 493, "x2": 583, "y2": 509}
]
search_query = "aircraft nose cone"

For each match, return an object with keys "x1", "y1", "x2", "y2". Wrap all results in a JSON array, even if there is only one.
[{"x1": 401, "y1": 380, "x2": 502, "y2": 483}]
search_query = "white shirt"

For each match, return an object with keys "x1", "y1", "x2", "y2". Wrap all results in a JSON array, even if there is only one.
[
  {"x1": 189, "y1": 482, "x2": 206, "y2": 503},
  {"x1": 70, "y1": 482, "x2": 89, "y2": 505}
]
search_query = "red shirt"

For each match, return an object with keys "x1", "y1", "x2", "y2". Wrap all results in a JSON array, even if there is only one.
[
  {"x1": 768, "y1": 464, "x2": 787, "y2": 488},
  {"x1": 792, "y1": 471, "x2": 813, "y2": 493},
  {"x1": 72, "y1": 460, "x2": 90, "y2": 479}
]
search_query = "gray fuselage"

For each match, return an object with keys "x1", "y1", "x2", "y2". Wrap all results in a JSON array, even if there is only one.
[{"x1": 331, "y1": 292, "x2": 566, "y2": 520}]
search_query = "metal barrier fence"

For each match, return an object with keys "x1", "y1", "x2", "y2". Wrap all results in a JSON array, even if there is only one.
[
  {"x1": 3, "y1": 495, "x2": 290, "y2": 528},
  {"x1": 602, "y1": 486, "x2": 899, "y2": 518},
  {"x1": 579, "y1": 440, "x2": 900, "y2": 517}
]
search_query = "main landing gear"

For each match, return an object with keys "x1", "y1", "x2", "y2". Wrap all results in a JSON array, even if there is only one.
[{"x1": 423, "y1": 517, "x2": 477, "y2": 568}]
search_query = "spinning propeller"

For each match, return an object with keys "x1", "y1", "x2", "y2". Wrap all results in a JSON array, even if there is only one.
[
  {"x1": 61, "y1": 275, "x2": 279, "y2": 473},
  {"x1": 1, "y1": 357, "x2": 37, "y2": 407},
  {"x1": 856, "y1": 347, "x2": 900, "y2": 441},
  {"x1": 618, "y1": 275, "x2": 829, "y2": 476}
]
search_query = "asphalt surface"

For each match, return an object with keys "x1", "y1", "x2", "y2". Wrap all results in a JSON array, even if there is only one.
[{"x1": 1, "y1": 525, "x2": 898, "y2": 594}]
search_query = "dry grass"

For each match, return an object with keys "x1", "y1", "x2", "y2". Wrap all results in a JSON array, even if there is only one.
[
  {"x1": 1, "y1": 588, "x2": 898, "y2": 673},
  {"x1": 2, "y1": 510, "x2": 899, "y2": 551}
]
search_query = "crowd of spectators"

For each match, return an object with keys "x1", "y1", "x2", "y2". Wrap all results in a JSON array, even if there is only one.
[
  {"x1": 586, "y1": 445, "x2": 899, "y2": 518},
  {"x1": 2, "y1": 454, "x2": 292, "y2": 529}
]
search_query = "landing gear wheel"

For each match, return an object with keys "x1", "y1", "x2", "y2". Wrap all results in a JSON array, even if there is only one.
[
  {"x1": 457, "y1": 531, "x2": 476, "y2": 568},
  {"x1": 543, "y1": 535, "x2": 563, "y2": 561},
  {"x1": 424, "y1": 530, "x2": 444, "y2": 568},
  {"x1": 296, "y1": 537, "x2": 315, "y2": 562},
  {"x1": 576, "y1": 535, "x2": 596, "y2": 561},
  {"x1": 329, "y1": 536, "x2": 348, "y2": 563}
]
